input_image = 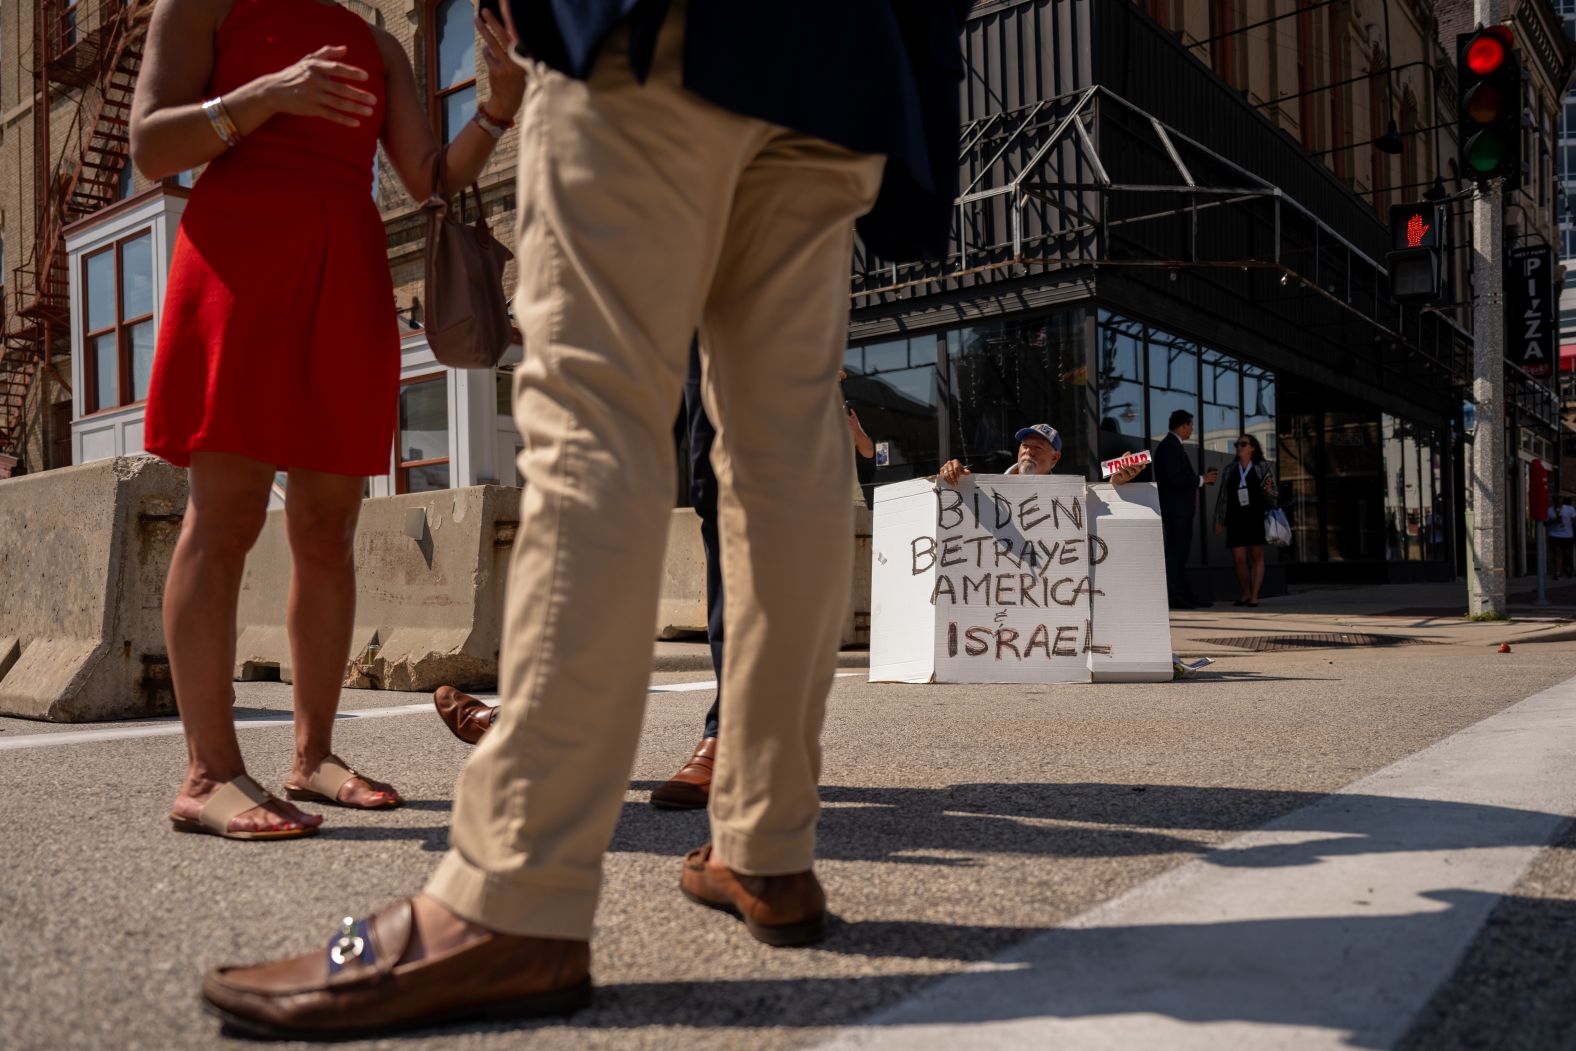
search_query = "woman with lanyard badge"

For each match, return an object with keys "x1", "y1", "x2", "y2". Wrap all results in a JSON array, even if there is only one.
[{"x1": 1213, "y1": 433, "x2": 1278, "y2": 607}]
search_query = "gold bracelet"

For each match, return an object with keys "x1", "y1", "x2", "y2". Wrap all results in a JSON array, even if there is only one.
[{"x1": 202, "y1": 96, "x2": 241, "y2": 148}]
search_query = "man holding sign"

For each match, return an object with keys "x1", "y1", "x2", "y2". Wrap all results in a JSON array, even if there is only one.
[{"x1": 938, "y1": 424, "x2": 1145, "y2": 485}]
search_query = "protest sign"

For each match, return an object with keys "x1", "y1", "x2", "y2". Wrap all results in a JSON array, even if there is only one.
[
  {"x1": 1084, "y1": 482, "x2": 1172, "y2": 681},
  {"x1": 869, "y1": 475, "x2": 1171, "y2": 684}
]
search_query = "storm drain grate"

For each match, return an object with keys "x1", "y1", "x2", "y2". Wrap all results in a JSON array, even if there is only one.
[{"x1": 1191, "y1": 632, "x2": 1436, "y2": 653}]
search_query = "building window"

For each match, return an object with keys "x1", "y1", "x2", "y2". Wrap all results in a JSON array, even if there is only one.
[
  {"x1": 82, "y1": 231, "x2": 155, "y2": 413},
  {"x1": 1096, "y1": 312, "x2": 1147, "y2": 452},
  {"x1": 1139, "y1": 0, "x2": 1171, "y2": 29},
  {"x1": 1369, "y1": 71, "x2": 1386, "y2": 212},
  {"x1": 1328, "y1": 14, "x2": 1352, "y2": 182},
  {"x1": 60, "y1": 0, "x2": 79, "y2": 49},
  {"x1": 396, "y1": 374, "x2": 450, "y2": 492},
  {"x1": 429, "y1": 0, "x2": 476, "y2": 145},
  {"x1": 1296, "y1": 6, "x2": 1324, "y2": 153},
  {"x1": 845, "y1": 334, "x2": 942, "y2": 485},
  {"x1": 1207, "y1": 0, "x2": 1246, "y2": 91}
]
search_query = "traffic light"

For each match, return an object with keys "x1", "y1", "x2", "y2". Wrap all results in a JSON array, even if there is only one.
[
  {"x1": 1387, "y1": 201, "x2": 1444, "y2": 304},
  {"x1": 1456, "y1": 25, "x2": 1523, "y2": 191}
]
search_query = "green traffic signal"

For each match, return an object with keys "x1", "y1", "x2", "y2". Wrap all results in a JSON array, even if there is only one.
[{"x1": 1465, "y1": 133, "x2": 1507, "y2": 172}]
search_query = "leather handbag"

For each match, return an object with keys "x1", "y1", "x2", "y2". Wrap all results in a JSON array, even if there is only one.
[{"x1": 422, "y1": 156, "x2": 513, "y2": 369}]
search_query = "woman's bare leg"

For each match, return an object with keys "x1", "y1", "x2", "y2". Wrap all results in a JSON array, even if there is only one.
[
  {"x1": 1249, "y1": 545, "x2": 1266, "y2": 603},
  {"x1": 167, "y1": 453, "x2": 319, "y2": 833},
  {"x1": 1231, "y1": 545, "x2": 1251, "y2": 601},
  {"x1": 283, "y1": 468, "x2": 397, "y2": 806}
]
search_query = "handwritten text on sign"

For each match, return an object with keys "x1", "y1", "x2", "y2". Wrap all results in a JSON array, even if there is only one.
[{"x1": 911, "y1": 477, "x2": 1105, "y2": 671}]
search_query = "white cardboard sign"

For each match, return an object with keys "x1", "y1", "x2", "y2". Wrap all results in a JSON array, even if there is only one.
[{"x1": 869, "y1": 475, "x2": 1171, "y2": 684}]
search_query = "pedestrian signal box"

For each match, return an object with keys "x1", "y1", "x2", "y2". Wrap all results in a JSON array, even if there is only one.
[
  {"x1": 1457, "y1": 25, "x2": 1524, "y2": 192},
  {"x1": 1387, "y1": 201, "x2": 1444, "y2": 305}
]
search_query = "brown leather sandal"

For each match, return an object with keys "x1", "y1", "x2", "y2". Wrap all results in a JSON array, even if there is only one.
[
  {"x1": 284, "y1": 754, "x2": 401, "y2": 809},
  {"x1": 170, "y1": 774, "x2": 318, "y2": 841}
]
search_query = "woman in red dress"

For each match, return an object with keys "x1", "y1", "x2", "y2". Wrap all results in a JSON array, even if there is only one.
[{"x1": 130, "y1": 0, "x2": 523, "y2": 839}]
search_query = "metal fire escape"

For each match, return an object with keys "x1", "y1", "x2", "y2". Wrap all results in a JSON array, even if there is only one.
[{"x1": 0, "y1": 0, "x2": 155, "y2": 467}]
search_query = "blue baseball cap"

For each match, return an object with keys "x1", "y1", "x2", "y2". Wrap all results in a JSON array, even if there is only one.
[{"x1": 1014, "y1": 424, "x2": 1063, "y2": 452}]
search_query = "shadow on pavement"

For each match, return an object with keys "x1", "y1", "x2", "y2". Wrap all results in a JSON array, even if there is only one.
[
  {"x1": 615, "y1": 781, "x2": 1576, "y2": 870},
  {"x1": 294, "y1": 890, "x2": 1575, "y2": 1048}
]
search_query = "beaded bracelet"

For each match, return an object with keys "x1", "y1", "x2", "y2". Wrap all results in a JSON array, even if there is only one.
[
  {"x1": 202, "y1": 96, "x2": 241, "y2": 148},
  {"x1": 472, "y1": 105, "x2": 513, "y2": 139}
]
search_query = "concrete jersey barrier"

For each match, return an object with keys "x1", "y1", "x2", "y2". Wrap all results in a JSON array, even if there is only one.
[
  {"x1": 0, "y1": 457, "x2": 187, "y2": 721},
  {"x1": 235, "y1": 486, "x2": 517, "y2": 692},
  {"x1": 0, "y1": 464, "x2": 872, "y2": 720}
]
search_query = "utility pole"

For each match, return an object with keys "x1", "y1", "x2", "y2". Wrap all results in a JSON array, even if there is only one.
[{"x1": 1469, "y1": 0, "x2": 1507, "y2": 616}]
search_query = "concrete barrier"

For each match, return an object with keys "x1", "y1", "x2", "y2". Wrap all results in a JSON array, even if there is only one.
[
  {"x1": 0, "y1": 464, "x2": 870, "y2": 720},
  {"x1": 0, "y1": 457, "x2": 186, "y2": 721},
  {"x1": 656, "y1": 504, "x2": 871, "y2": 648},
  {"x1": 236, "y1": 486, "x2": 517, "y2": 692}
]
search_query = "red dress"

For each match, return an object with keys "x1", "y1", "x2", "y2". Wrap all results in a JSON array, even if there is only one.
[{"x1": 145, "y1": 0, "x2": 398, "y2": 477}]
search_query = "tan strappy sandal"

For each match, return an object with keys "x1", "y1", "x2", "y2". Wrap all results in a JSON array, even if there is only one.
[
  {"x1": 170, "y1": 774, "x2": 318, "y2": 841},
  {"x1": 283, "y1": 754, "x2": 401, "y2": 809}
]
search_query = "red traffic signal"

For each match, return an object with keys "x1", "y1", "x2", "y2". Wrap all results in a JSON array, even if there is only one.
[
  {"x1": 1457, "y1": 25, "x2": 1523, "y2": 190},
  {"x1": 1465, "y1": 30, "x2": 1508, "y2": 75}
]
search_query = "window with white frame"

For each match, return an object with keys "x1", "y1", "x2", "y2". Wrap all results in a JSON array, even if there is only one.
[
  {"x1": 396, "y1": 374, "x2": 451, "y2": 492},
  {"x1": 82, "y1": 231, "x2": 155, "y2": 413}
]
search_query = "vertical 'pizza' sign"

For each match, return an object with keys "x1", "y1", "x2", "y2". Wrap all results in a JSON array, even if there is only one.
[{"x1": 1507, "y1": 244, "x2": 1554, "y2": 379}]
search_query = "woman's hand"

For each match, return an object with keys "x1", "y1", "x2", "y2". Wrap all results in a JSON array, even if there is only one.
[
  {"x1": 477, "y1": 8, "x2": 525, "y2": 119},
  {"x1": 1214, "y1": 522, "x2": 1224, "y2": 535},
  {"x1": 262, "y1": 45, "x2": 377, "y2": 127}
]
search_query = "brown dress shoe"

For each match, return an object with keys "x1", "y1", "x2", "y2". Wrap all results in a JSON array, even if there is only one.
[
  {"x1": 650, "y1": 737, "x2": 717, "y2": 810},
  {"x1": 201, "y1": 899, "x2": 591, "y2": 1039},
  {"x1": 433, "y1": 686, "x2": 497, "y2": 745},
  {"x1": 679, "y1": 843, "x2": 827, "y2": 946}
]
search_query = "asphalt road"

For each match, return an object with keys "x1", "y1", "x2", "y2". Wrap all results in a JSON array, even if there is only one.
[{"x1": 4, "y1": 629, "x2": 1575, "y2": 1050}]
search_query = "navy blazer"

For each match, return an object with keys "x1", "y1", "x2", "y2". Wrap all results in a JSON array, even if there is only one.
[
  {"x1": 1152, "y1": 432, "x2": 1201, "y2": 520},
  {"x1": 504, "y1": 0, "x2": 969, "y2": 262}
]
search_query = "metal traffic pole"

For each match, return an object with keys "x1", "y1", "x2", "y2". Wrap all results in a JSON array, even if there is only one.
[{"x1": 1468, "y1": 0, "x2": 1508, "y2": 616}]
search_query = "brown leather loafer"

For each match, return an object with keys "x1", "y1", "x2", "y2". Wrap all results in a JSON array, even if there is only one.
[
  {"x1": 679, "y1": 843, "x2": 827, "y2": 946},
  {"x1": 650, "y1": 737, "x2": 716, "y2": 810},
  {"x1": 433, "y1": 686, "x2": 497, "y2": 745},
  {"x1": 201, "y1": 899, "x2": 591, "y2": 1039}
]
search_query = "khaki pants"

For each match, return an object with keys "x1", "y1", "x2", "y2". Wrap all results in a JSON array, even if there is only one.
[{"x1": 425, "y1": 12, "x2": 884, "y2": 940}]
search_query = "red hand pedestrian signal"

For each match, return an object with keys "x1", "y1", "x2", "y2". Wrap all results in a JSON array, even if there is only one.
[
  {"x1": 1388, "y1": 201, "x2": 1443, "y2": 304},
  {"x1": 1406, "y1": 212, "x2": 1430, "y2": 248}
]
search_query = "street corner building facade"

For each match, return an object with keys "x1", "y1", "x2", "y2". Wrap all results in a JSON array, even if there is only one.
[
  {"x1": 0, "y1": 0, "x2": 1573, "y2": 596},
  {"x1": 843, "y1": 0, "x2": 1575, "y2": 599}
]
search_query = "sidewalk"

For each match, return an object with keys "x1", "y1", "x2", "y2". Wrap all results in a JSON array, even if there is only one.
[
  {"x1": 649, "y1": 578, "x2": 1576, "y2": 670},
  {"x1": 1165, "y1": 576, "x2": 1576, "y2": 658}
]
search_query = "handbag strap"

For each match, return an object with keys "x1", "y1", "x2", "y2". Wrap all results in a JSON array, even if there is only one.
[{"x1": 429, "y1": 150, "x2": 493, "y2": 233}]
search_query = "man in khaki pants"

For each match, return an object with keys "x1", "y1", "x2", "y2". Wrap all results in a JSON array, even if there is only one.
[{"x1": 200, "y1": 1, "x2": 967, "y2": 1037}]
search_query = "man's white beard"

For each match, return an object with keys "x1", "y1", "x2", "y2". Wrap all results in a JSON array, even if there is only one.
[{"x1": 1019, "y1": 454, "x2": 1044, "y2": 475}]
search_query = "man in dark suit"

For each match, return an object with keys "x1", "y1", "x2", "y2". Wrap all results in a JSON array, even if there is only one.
[
  {"x1": 1154, "y1": 409, "x2": 1219, "y2": 609},
  {"x1": 202, "y1": 1, "x2": 970, "y2": 1038}
]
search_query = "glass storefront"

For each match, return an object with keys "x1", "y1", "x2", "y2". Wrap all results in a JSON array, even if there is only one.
[
  {"x1": 1381, "y1": 415, "x2": 1446, "y2": 563},
  {"x1": 842, "y1": 335, "x2": 944, "y2": 489},
  {"x1": 945, "y1": 312, "x2": 1090, "y2": 474},
  {"x1": 846, "y1": 305, "x2": 1448, "y2": 573}
]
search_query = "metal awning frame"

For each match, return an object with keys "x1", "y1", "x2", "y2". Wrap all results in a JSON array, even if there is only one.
[{"x1": 855, "y1": 85, "x2": 1560, "y2": 429}]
